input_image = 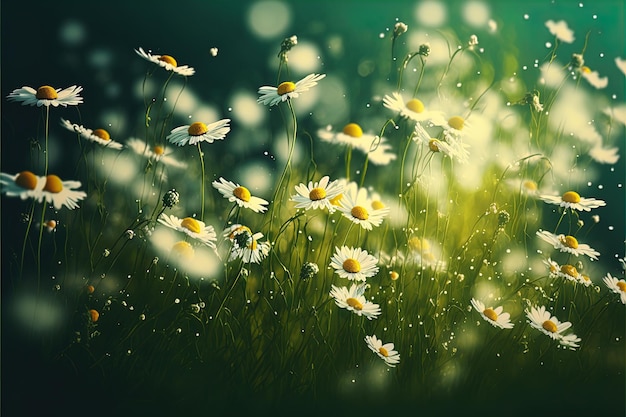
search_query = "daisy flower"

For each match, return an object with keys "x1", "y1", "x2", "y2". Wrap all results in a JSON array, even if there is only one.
[
  {"x1": 536, "y1": 230, "x2": 600, "y2": 260},
  {"x1": 212, "y1": 177, "x2": 269, "y2": 213},
  {"x1": 470, "y1": 298, "x2": 514, "y2": 329},
  {"x1": 0, "y1": 171, "x2": 86, "y2": 210},
  {"x1": 257, "y1": 73, "x2": 325, "y2": 106},
  {"x1": 559, "y1": 333, "x2": 581, "y2": 350},
  {"x1": 382, "y1": 92, "x2": 446, "y2": 125},
  {"x1": 545, "y1": 19, "x2": 575, "y2": 43},
  {"x1": 318, "y1": 123, "x2": 396, "y2": 165},
  {"x1": 336, "y1": 185, "x2": 389, "y2": 230},
  {"x1": 579, "y1": 66, "x2": 608, "y2": 89},
  {"x1": 158, "y1": 214, "x2": 217, "y2": 249},
  {"x1": 329, "y1": 283, "x2": 381, "y2": 320},
  {"x1": 330, "y1": 246, "x2": 379, "y2": 282},
  {"x1": 589, "y1": 146, "x2": 619, "y2": 165},
  {"x1": 291, "y1": 175, "x2": 344, "y2": 212},
  {"x1": 223, "y1": 224, "x2": 270, "y2": 264},
  {"x1": 127, "y1": 138, "x2": 187, "y2": 168},
  {"x1": 538, "y1": 190, "x2": 606, "y2": 212},
  {"x1": 61, "y1": 119, "x2": 123, "y2": 150},
  {"x1": 135, "y1": 47, "x2": 195, "y2": 76},
  {"x1": 364, "y1": 335, "x2": 400, "y2": 367},
  {"x1": 170, "y1": 241, "x2": 196, "y2": 261},
  {"x1": 413, "y1": 122, "x2": 469, "y2": 164},
  {"x1": 526, "y1": 305, "x2": 573, "y2": 340},
  {"x1": 603, "y1": 273, "x2": 626, "y2": 304},
  {"x1": 7, "y1": 85, "x2": 83, "y2": 107},
  {"x1": 543, "y1": 257, "x2": 561, "y2": 278},
  {"x1": 166, "y1": 120, "x2": 231, "y2": 146}
]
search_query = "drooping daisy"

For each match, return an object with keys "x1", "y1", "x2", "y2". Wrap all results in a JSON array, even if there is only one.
[
  {"x1": 579, "y1": 66, "x2": 608, "y2": 89},
  {"x1": 329, "y1": 283, "x2": 381, "y2": 320},
  {"x1": 61, "y1": 119, "x2": 124, "y2": 150},
  {"x1": 166, "y1": 120, "x2": 231, "y2": 146},
  {"x1": 7, "y1": 85, "x2": 83, "y2": 107},
  {"x1": 291, "y1": 175, "x2": 344, "y2": 212},
  {"x1": 382, "y1": 92, "x2": 446, "y2": 125},
  {"x1": 413, "y1": 122, "x2": 469, "y2": 164},
  {"x1": 330, "y1": 246, "x2": 379, "y2": 282},
  {"x1": 135, "y1": 47, "x2": 195, "y2": 76},
  {"x1": 545, "y1": 19, "x2": 575, "y2": 43},
  {"x1": 559, "y1": 333, "x2": 581, "y2": 350},
  {"x1": 158, "y1": 214, "x2": 217, "y2": 249},
  {"x1": 603, "y1": 273, "x2": 626, "y2": 304},
  {"x1": 0, "y1": 171, "x2": 86, "y2": 210},
  {"x1": 336, "y1": 185, "x2": 389, "y2": 230},
  {"x1": 536, "y1": 230, "x2": 600, "y2": 260},
  {"x1": 526, "y1": 305, "x2": 573, "y2": 340},
  {"x1": 126, "y1": 138, "x2": 187, "y2": 168},
  {"x1": 212, "y1": 177, "x2": 269, "y2": 213},
  {"x1": 543, "y1": 257, "x2": 561, "y2": 278},
  {"x1": 318, "y1": 123, "x2": 396, "y2": 165},
  {"x1": 257, "y1": 73, "x2": 325, "y2": 106},
  {"x1": 538, "y1": 190, "x2": 605, "y2": 212},
  {"x1": 470, "y1": 298, "x2": 514, "y2": 329},
  {"x1": 365, "y1": 335, "x2": 400, "y2": 367},
  {"x1": 223, "y1": 224, "x2": 270, "y2": 264}
]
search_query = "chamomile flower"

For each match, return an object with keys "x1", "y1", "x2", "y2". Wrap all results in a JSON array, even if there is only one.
[
  {"x1": 223, "y1": 224, "x2": 270, "y2": 264},
  {"x1": 257, "y1": 73, "x2": 325, "y2": 106},
  {"x1": 1, "y1": 171, "x2": 46, "y2": 202},
  {"x1": 579, "y1": 66, "x2": 608, "y2": 89},
  {"x1": 330, "y1": 246, "x2": 379, "y2": 282},
  {"x1": 526, "y1": 305, "x2": 573, "y2": 340},
  {"x1": 539, "y1": 191, "x2": 606, "y2": 212},
  {"x1": 336, "y1": 185, "x2": 389, "y2": 230},
  {"x1": 589, "y1": 146, "x2": 620, "y2": 164},
  {"x1": 291, "y1": 175, "x2": 344, "y2": 212},
  {"x1": 545, "y1": 19, "x2": 575, "y2": 43},
  {"x1": 212, "y1": 177, "x2": 269, "y2": 213},
  {"x1": 413, "y1": 122, "x2": 469, "y2": 164},
  {"x1": 543, "y1": 257, "x2": 562, "y2": 278},
  {"x1": 536, "y1": 230, "x2": 600, "y2": 260},
  {"x1": 126, "y1": 138, "x2": 187, "y2": 168},
  {"x1": 559, "y1": 333, "x2": 582, "y2": 350},
  {"x1": 0, "y1": 171, "x2": 86, "y2": 210},
  {"x1": 135, "y1": 47, "x2": 195, "y2": 76},
  {"x1": 61, "y1": 119, "x2": 123, "y2": 150},
  {"x1": 158, "y1": 214, "x2": 217, "y2": 249},
  {"x1": 329, "y1": 283, "x2": 381, "y2": 320},
  {"x1": 382, "y1": 92, "x2": 446, "y2": 125},
  {"x1": 364, "y1": 335, "x2": 400, "y2": 367},
  {"x1": 603, "y1": 273, "x2": 626, "y2": 304},
  {"x1": 7, "y1": 85, "x2": 83, "y2": 107},
  {"x1": 318, "y1": 123, "x2": 396, "y2": 165},
  {"x1": 470, "y1": 298, "x2": 514, "y2": 329},
  {"x1": 167, "y1": 120, "x2": 231, "y2": 146}
]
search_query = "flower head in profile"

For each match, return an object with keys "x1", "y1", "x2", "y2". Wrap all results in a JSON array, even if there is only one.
[
  {"x1": 212, "y1": 177, "x2": 268, "y2": 213},
  {"x1": 329, "y1": 283, "x2": 381, "y2": 320},
  {"x1": 536, "y1": 230, "x2": 600, "y2": 260},
  {"x1": 336, "y1": 184, "x2": 389, "y2": 230},
  {"x1": 470, "y1": 298, "x2": 514, "y2": 329},
  {"x1": 61, "y1": 119, "x2": 123, "y2": 150},
  {"x1": 7, "y1": 85, "x2": 83, "y2": 107},
  {"x1": 223, "y1": 224, "x2": 270, "y2": 264},
  {"x1": 330, "y1": 246, "x2": 379, "y2": 282},
  {"x1": 412, "y1": 123, "x2": 469, "y2": 164},
  {"x1": 0, "y1": 171, "x2": 86, "y2": 210},
  {"x1": 291, "y1": 175, "x2": 344, "y2": 213},
  {"x1": 589, "y1": 145, "x2": 619, "y2": 165},
  {"x1": 167, "y1": 120, "x2": 231, "y2": 146},
  {"x1": 382, "y1": 93, "x2": 446, "y2": 125},
  {"x1": 539, "y1": 190, "x2": 605, "y2": 212},
  {"x1": 545, "y1": 19, "x2": 575, "y2": 43},
  {"x1": 257, "y1": 73, "x2": 325, "y2": 106},
  {"x1": 526, "y1": 305, "x2": 580, "y2": 349},
  {"x1": 135, "y1": 47, "x2": 195, "y2": 76},
  {"x1": 127, "y1": 138, "x2": 187, "y2": 168},
  {"x1": 603, "y1": 273, "x2": 626, "y2": 304},
  {"x1": 318, "y1": 123, "x2": 396, "y2": 165},
  {"x1": 158, "y1": 214, "x2": 217, "y2": 249},
  {"x1": 579, "y1": 66, "x2": 608, "y2": 89},
  {"x1": 365, "y1": 335, "x2": 400, "y2": 367}
]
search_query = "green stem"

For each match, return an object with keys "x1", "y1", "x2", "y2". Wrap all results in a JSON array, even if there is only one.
[{"x1": 198, "y1": 143, "x2": 206, "y2": 220}]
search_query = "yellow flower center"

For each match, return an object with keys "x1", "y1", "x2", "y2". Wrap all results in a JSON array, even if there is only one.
[
  {"x1": 346, "y1": 297, "x2": 363, "y2": 310},
  {"x1": 616, "y1": 281, "x2": 626, "y2": 293},
  {"x1": 46, "y1": 220, "x2": 57, "y2": 229},
  {"x1": 309, "y1": 187, "x2": 326, "y2": 201},
  {"x1": 92, "y1": 129, "x2": 111, "y2": 141},
  {"x1": 581, "y1": 66, "x2": 591, "y2": 74},
  {"x1": 389, "y1": 271, "x2": 399, "y2": 281},
  {"x1": 342, "y1": 123, "x2": 363, "y2": 138},
  {"x1": 542, "y1": 320, "x2": 557, "y2": 333},
  {"x1": 350, "y1": 205, "x2": 369, "y2": 220},
  {"x1": 233, "y1": 186, "x2": 251, "y2": 202},
  {"x1": 330, "y1": 194, "x2": 343, "y2": 206},
  {"x1": 36, "y1": 86, "x2": 58, "y2": 100},
  {"x1": 158, "y1": 55, "x2": 178, "y2": 67},
  {"x1": 581, "y1": 274, "x2": 590, "y2": 282},
  {"x1": 229, "y1": 225, "x2": 252, "y2": 240},
  {"x1": 560, "y1": 264, "x2": 578, "y2": 278},
  {"x1": 483, "y1": 308, "x2": 498, "y2": 321},
  {"x1": 89, "y1": 309, "x2": 100, "y2": 323},
  {"x1": 371, "y1": 200, "x2": 385, "y2": 210},
  {"x1": 560, "y1": 235, "x2": 579, "y2": 249},
  {"x1": 562, "y1": 191, "x2": 581, "y2": 204},
  {"x1": 378, "y1": 347, "x2": 389, "y2": 357},
  {"x1": 15, "y1": 171, "x2": 38, "y2": 190},
  {"x1": 153, "y1": 145, "x2": 165, "y2": 155},
  {"x1": 342, "y1": 258, "x2": 361, "y2": 273},
  {"x1": 523, "y1": 180, "x2": 538, "y2": 191},
  {"x1": 277, "y1": 81, "x2": 296, "y2": 96},
  {"x1": 172, "y1": 241, "x2": 194, "y2": 260},
  {"x1": 448, "y1": 116, "x2": 465, "y2": 130},
  {"x1": 43, "y1": 175, "x2": 63, "y2": 193},
  {"x1": 428, "y1": 139, "x2": 441, "y2": 152},
  {"x1": 181, "y1": 217, "x2": 201, "y2": 234},
  {"x1": 249, "y1": 239, "x2": 258, "y2": 250},
  {"x1": 188, "y1": 122, "x2": 209, "y2": 136},
  {"x1": 406, "y1": 98, "x2": 425, "y2": 113}
]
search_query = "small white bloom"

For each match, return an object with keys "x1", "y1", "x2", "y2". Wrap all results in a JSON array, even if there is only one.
[
  {"x1": 365, "y1": 335, "x2": 400, "y2": 367},
  {"x1": 7, "y1": 85, "x2": 83, "y2": 107},
  {"x1": 330, "y1": 246, "x2": 379, "y2": 282},
  {"x1": 539, "y1": 190, "x2": 606, "y2": 212},
  {"x1": 158, "y1": 214, "x2": 217, "y2": 249},
  {"x1": 526, "y1": 305, "x2": 573, "y2": 340},
  {"x1": 61, "y1": 119, "x2": 123, "y2": 150},
  {"x1": 167, "y1": 120, "x2": 231, "y2": 146},
  {"x1": 212, "y1": 177, "x2": 269, "y2": 213},
  {"x1": 291, "y1": 175, "x2": 344, "y2": 213},
  {"x1": 257, "y1": 73, "x2": 325, "y2": 106},
  {"x1": 536, "y1": 230, "x2": 600, "y2": 260},
  {"x1": 135, "y1": 47, "x2": 195, "y2": 76},
  {"x1": 545, "y1": 19, "x2": 575, "y2": 43},
  {"x1": 470, "y1": 298, "x2": 514, "y2": 329},
  {"x1": 329, "y1": 283, "x2": 381, "y2": 320},
  {"x1": 603, "y1": 273, "x2": 626, "y2": 304}
]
